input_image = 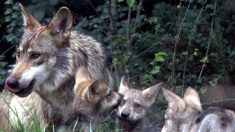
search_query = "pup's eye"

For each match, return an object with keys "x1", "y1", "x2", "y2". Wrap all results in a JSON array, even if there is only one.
[
  {"x1": 16, "y1": 51, "x2": 20, "y2": 58},
  {"x1": 16, "y1": 49, "x2": 21, "y2": 58},
  {"x1": 30, "y1": 53, "x2": 41, "y2": 59},
  {"x1": 106, "y1": 93, "x2": 112, "y2": 99},
  {"x1": 120, "y1": 100, "x2": 126, "y2": 106},
  {"x1": 134, "y1": 103, "x2": 141, "y2": 108}
]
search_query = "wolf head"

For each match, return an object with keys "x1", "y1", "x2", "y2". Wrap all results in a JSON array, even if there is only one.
[
  {"x1": 4, "y1": 4, "x2": 74, "y2": 97},
  {"x1": 117, "y1": 76, "x2": 161, "y2": 121},
  {"x1": 73, "y1": 66, "x2": 122, "y2": 116},
  {"x1": 193, "y1": 107, "x2": 235, "y2": 132},
  {"x1": 161, "y1": 87, "x2": 202, "y2": 132}
]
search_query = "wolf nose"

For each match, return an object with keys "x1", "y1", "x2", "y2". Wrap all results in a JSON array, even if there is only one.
[
  {"x1": 121, "y1": 112, "x2": 130, "y2": 118},
  {"x1": 6, "y1": 76, "x2": 19, "y2": 88}
]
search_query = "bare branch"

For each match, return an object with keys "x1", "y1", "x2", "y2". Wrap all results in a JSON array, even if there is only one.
[
  {"x1": 197, "y1": 1, "x2": 217, "y2": 87},
  {"x1": 182, "y1": 4, "x2": 205, "y2": 88},
  {"x1": 109, "y1": 0, "x2": 117, "y2": 35}
]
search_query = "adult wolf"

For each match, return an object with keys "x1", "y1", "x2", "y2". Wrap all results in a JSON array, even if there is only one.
[{"x1": 3, "y1": 3, "x2": 112, "y2": 128}]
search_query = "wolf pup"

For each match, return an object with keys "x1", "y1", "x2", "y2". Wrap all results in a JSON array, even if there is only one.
[
  {"x1": 3, "y1": 3, "x2": 112, "y2": 128},
  {"x1": 161, "y1": 87, "x2": 235, "y2": 132},
  {"x1": 116, "y1": 76, "x2": 161, "y2": 132},
  {"x1": 62, "y1": 66, "x2": 121, "y2": 131},
  {"x1": 73, "y1": 66, "x2": 121, "y2": 116}
]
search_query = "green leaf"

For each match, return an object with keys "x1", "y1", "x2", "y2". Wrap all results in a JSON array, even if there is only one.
[
  {"x1": 50, "y1": 0, "x2": 59, "y2": 6},
  {"x1": 200, "y1": 56, "x2": 209, "y2": 63},
  {"x1": 118, "y1": 0, "x2": 124, "y2": 2},
  {"x1": 126, "y1": 0, "x2": 135, "y2": 7},
  {"x1": 154, "y1": 52, "x2": 167, "y2": 62},
  {"x1": 112, "y1": 58, "x2": 119, "y2": 65},
  {"x1": 150, "y1": 66, "x2": 160, "y2": 75},
  {"x1": 4, "y1": 9, "x2": 13, "y2": 15},
  {"x1": 181, "y1": 51, "x2": 188, "y2": 56},
  {"x1": 4, "y1": 0, "x2": 13, "y2": 5},
  {"x1": 193, "y1": 48, "x2": 199, "y2": 56}
]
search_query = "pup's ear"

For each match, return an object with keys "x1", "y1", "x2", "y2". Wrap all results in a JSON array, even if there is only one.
[
  {"x1": 19, "y1": 3, "x2": 41, "y2": 31},
  {"x1": 119, "y1": 76, "x2": 129, "y2": 94},
  {"x1": 89, "y1": 81, "x2": 107, "y2": 96},
  {"x1": 47, "y1": 7, "x2": 73, "y2": 37},
  {"x1": 183, "y1": 87, "x2": 202, "y2": 111},
  {"x1": 162, "y1": 88, "x2": 185, "y2": 111},
  {"x1": 74, "y1": 66, "x2": 90, "y2": 92},
  {"x1": 142, "y1": 83, "x2": 161, "y2": 107},
  {"x1": 75, "y1": 66, "x2": 90, "y2": 84}
]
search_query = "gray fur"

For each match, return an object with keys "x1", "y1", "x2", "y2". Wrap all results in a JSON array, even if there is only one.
[{"x1": 2, "y1": 5, "x2": 113, "y2": 130}]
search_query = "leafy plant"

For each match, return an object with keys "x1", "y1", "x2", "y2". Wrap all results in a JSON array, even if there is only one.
[{"x1": 4, "y1": 0, "x2": 23, "y2": 45}]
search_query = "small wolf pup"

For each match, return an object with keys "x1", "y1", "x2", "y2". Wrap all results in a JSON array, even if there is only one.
[
  {"x1": 116, "y1": 76, "x2": 162, "y2": 132},
  {"x1": 63, "y1": 66, "x2": 121, "y2": 131},
  {"x1": 161, "y1": 87, "x2": 235, "y2": 132},
  {"x1": 3, "y1": 3, "x2": 112, "y2": 128},
  {"x1": 73, "y1": 66, "x2": 121, "y2": 116}
]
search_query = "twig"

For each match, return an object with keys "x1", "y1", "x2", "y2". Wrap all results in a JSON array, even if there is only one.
[
  {"x1": 133, "y1": 0, "x2": 144, "y2": 33},
  {"x1": 204, "y1": 98, "x2": 235, "y2": 105},
  {"x1": 1, "y1": 45, "x2": 15, "y2": 56},
  {"x1": 182, "y1": 3, "x2": 205, "y2": 88},
  {"x1": 109, "y1": 0, "x2": 117, "y2": 35},
  {"x1": 88, "y1": 0, "x2": 100, "y2": 16},
  {"x1": 108, "y1": 0, "x2": 119, "y2": 87},
  {"x1": 171, "y1": 2, "x2": 191, "y2": 87},
  {"x1": 197, "y1": 1, "x2": 217, "y2": 87},
  {"x1": 137, "y1": 40, "x2": 162, "y2": 57},
  {"x1": 126, "y1": 6, "x2": 132, "y2": 51}
]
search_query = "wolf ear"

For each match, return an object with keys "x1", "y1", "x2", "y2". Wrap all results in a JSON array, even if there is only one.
[
  {"x1": 74, "y1": 66, "x2": 91, "y2": 91},
  {"x1": 183, "y1": 87, "x2": 202, "y2": 111},
  {"x1": 162, "y1": 88, "x2": 185, "y2": 111},
  {"x1": 119, "y1": 76, "x2": 129, "y2": 94},
  {"x1": 89, "y1": 81, "x2": 100, "y2": 95},
  {"x1": 89, "y1": 81, "x2": 107, "y2": 95},
  {"x1": 142, "y1": 83, "x2": 161, "y2": 107},
  {"x1": 47, "y1": 7, "x2": 73, "y2": 37},
  {"x1": 19, "y1": 3, "x2": 41, "y2": 31},
  {"x1": 75, "y1": 66, "x2": 90, "y2": 84}
]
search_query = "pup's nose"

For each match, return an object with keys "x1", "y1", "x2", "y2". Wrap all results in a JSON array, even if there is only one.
[
  {"x1": 6, "y1": 75, "x2": 19, "y2": 89},
  {"x1": 121, "y1": 112, "x2": 130, "y2": 118}
]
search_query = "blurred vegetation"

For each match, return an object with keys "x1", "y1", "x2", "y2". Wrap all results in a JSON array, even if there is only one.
[{"x1": 1, "y1": 0, "x2": 235, "y2": 130}]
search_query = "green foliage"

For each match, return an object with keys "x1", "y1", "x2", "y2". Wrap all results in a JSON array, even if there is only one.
[
  {"x1": 150, "y1": 52, "x2": 167, "y2": 75},
  {"x1": 126, "y1": 0, "x2": 135, "y2": 7},
  {"x1": 4, "y1": 0, "x2": 22, "y2": 44},
  {"x1": 0, "y1": 57, "x2": 7, "y2": 86}
]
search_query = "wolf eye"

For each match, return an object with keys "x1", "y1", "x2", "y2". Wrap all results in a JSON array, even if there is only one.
[
  {"x1": 134, "y1": 103, "x2": 141, "y2": 108},
  {"x1": 16, "y1": 49, "x2": 21, "y2": 58},
  {"x1": 106, "y1": 93, "x2": 112, "y2": 99},
  {"x1": 120, "y1": 100, "x2": 126, "y2": 106},
  {"x1": 30, "y1": 53, "x2": 41, "y2": 59},
  {"x1": 16, "y1": 51, "x2": 20, "y2": 58}
]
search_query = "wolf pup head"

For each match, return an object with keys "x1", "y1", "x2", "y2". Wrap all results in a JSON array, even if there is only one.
[
  {"x1": 117, "y1": 76, "x2": 161, "y2": 121},
  {"x1": 161, "y1": 87, "x2": 202, "y2": 132},
  {"x1": 73, "y1": 66, "x2": 122, "y2": 116},
  {"x1": 192, "y1": 107, "x2": 235, "y2": 132},
  {"x1": 4, "y1": 4, "x2": 73, "y2": 97}
]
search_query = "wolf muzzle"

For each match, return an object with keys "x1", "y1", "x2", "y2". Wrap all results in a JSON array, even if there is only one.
[{"x1": 5, "y1": 75, "x2": 35, "y2": 97}]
